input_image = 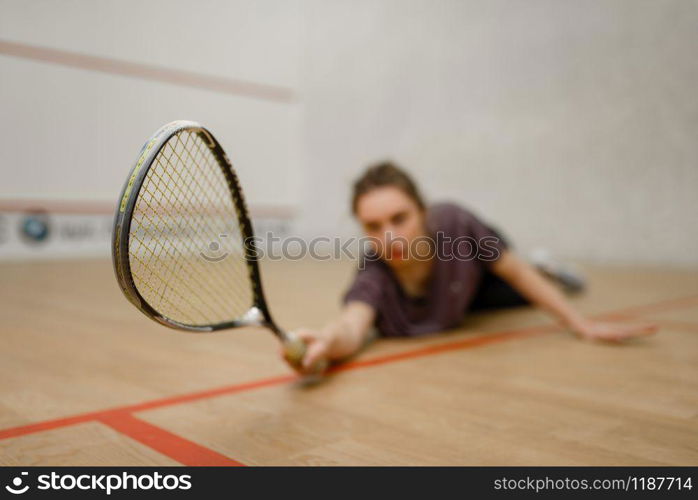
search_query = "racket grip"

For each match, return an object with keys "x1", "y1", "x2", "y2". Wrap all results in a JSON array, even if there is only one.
[{"x1": 283, "y1": 332, "x2": 329, "y2": 374}]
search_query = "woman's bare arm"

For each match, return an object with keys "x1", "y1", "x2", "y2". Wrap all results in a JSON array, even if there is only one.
[
  {"x1": 288, "y1": 301, "x2": 376, "y2": 372},
  {"x1": 490, "y1": 250, "x2": 657, "y2": 341}
]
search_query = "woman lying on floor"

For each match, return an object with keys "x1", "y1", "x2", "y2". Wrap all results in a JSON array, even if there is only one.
[{"x1": 287, "y1": 162, "x2": 657, "y2": 373}]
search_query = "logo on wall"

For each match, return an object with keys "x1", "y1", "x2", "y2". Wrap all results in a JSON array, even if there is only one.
[{"x1": 19, "y1": 211, "x2": 51, "y2": 244}]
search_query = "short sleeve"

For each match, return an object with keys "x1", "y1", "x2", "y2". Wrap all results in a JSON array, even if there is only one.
[
  {"x1": 465, "y1": 210, "x2": 509, "y2": 266},
  {"x1": 342, "y1": 263, "x2": 385, "y2": 312},
  {"x1": 432, "y1": 202, "x2": 509, "y2": 267}
]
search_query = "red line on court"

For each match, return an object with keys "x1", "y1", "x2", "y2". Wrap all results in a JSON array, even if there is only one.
[
  {"x1": 0, "y1": 293, "x2": 696, "y2": 465},
  {"x1": 0, "y1": 412, "x2": 111, "y2": 441},
  {"x1": 0, "y1": 374, "x2": 295, "y2": 441},
  {"x1": 113, "y1": 374, "x2": 298, "y2": 416},
  {"x1": 597, "y1": 294, "x2": 698, "y2": 320},
  {"x1": 98, "y1": 413, "x2": 243, "y2": 466},
  {"x1": 0, "y1": 326, "x2": 557, "y2": 442},
  {"x1": 330, "y1": 323, "x2": 560, "y2": 373}
]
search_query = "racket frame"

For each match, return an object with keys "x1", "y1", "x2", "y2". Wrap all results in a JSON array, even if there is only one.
[{"x1": 112, "y1": 121, "x2": 286, "y2": 340}]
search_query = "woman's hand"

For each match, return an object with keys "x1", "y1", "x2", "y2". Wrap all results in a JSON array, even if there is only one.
[
  {"x1": 282, "y1": 328, "x2": 332, "y2": 374},
  {"x1": 282, "y1": 302, "x2": 376, "y2": 374},
  {"x1": 571, "y1": 319, "x2": 658, "y2": 342}
]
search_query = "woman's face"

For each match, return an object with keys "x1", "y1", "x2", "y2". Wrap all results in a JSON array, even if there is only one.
[{"x1": 355, "y1": 186, "x2": 427, "y2": 268}]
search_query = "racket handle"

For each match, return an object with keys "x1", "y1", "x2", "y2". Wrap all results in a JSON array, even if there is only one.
[{"x1": 283, "y1": 332, "x2": 329, "y2": 374}]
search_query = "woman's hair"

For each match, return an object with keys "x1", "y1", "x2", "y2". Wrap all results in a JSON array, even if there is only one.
[{"x1": 351, "y1": 161, "x2": 425, "y2": 214}]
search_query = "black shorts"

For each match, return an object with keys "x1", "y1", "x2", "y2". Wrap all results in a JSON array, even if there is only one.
[{"x1": 468, "y1": 270, "x2": 529, "y2": 311}]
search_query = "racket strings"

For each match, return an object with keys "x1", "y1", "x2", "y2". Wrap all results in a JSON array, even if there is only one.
[
  {"x1": 130, "y1": 173, "x2": 225, "y2": 322},
  {"x1": 170, "y1": 131, "x2": 255, "y2": 311},
  {"x1": 128, "y1": 130, "x2": 254, "y2": 326},
  {"x1": 131, "y1": 134, "x2": 250, "y2": 323},
  {"x1": 181, "y1": 132, "x2": 257, "y2": 302},
  {"x1": 149, "y1": 131, "x2": 253, "y2": 318},
  {"x1": 158, "y1": 133, "x2": 254, "y2": 308},
  {"x1": 130, "y1": 170, "x2": 227, "y2": 323}
]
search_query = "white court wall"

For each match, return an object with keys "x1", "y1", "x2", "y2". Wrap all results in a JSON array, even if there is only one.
[
  {"x1": 1, "y1": 0, "x2": 696, "y2": 265},
  {"x1": 299, "y1": 0, "x2": 698, "y2": 266},
  {"x1": 0, "y1": 0, "x2": 303, "y2": 207}
]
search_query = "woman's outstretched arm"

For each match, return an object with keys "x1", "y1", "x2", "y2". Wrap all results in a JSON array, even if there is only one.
[
  {"x1": 490, "y1": 250, "x2": 658, "y2": 341},
  {"x1": 285, "y1": 301, "x2": 376, "y2": 373}
]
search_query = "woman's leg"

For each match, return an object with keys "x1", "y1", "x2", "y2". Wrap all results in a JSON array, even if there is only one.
[
  {"x1": 468, "y1": 269, "x2": 529, "y2": 311},
  {"x1": 469, "y1": 256, "x2": 586, "y2": 311}
]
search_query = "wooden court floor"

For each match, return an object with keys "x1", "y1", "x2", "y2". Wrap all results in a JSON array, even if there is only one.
[{"x1": 0, "y1": 258, "x2": 696, "y2": 466}]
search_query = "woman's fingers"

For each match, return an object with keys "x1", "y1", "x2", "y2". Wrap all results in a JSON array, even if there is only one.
[
  {"x1": 636, "y1": 322, "x2": 659, "y2": 335},
  {"x1": 576, "y1": 320, "x2": 657, "y2": 342},
  {"x1": 586, "y1": 321, "x2": 659, "y2": 342},
  {"x1": 616, "y1": 322, "x2": 658, "y2": 339},
  {"x1": 292, "y1": 328, "x2": 317, "y2": 342},
  {"x1": 281, "y1": 328, "x2": 329, "y2": 374},
  {"x1": 303, "y1": 339, "x2": 329, "y2": 370}
]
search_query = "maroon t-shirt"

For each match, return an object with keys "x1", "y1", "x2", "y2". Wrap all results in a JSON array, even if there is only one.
[{"x1": 343, "y1": 202, "x2": 509, "y2": 337}]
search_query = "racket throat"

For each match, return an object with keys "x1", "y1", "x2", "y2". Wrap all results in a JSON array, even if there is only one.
[
  {"x1": 240, "y1": 306, "x2": 266, "y2": 326},
  {"x1": 240, "y1": 307, "x2": 289, "y2": 342}
]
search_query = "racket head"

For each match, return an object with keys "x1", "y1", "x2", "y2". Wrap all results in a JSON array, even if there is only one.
[{"x1": 112, "y1": 121, "x2": 273, "y2": 332}]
